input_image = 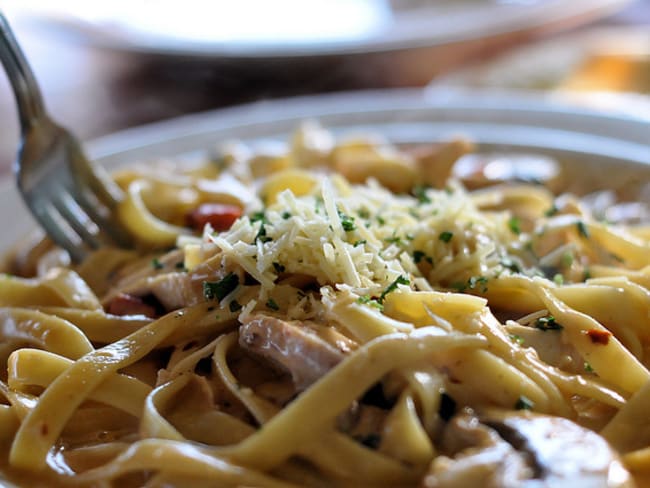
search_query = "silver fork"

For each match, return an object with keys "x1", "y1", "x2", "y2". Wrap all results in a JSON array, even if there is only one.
[{"x1": 0, "y1": 13, "x2": 131, "y2": 262}]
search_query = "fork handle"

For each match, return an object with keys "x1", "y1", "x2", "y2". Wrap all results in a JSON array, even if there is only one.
[{"x1": 0, "y1": 12, "x2": 46, "y2": 134}]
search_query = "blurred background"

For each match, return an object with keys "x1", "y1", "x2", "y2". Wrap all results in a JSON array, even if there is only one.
[{"x1": 0, "y1": 0, "x2": 648, "y2": 176}]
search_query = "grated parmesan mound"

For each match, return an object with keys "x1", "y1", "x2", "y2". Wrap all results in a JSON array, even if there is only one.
[{"x1": 204, "y1": 173, "x2": 519, "y2": 299}]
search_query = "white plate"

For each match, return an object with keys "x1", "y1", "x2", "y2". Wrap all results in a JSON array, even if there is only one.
[
  {"x1": 1, "y1": 87, "x2": 648, "y2": 253},
  {"x1": 7, "y1": 0, "x2": 631, "y2": 58}
]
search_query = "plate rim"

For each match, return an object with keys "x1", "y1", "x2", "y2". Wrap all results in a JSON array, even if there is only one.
[
  {"x1": 15, "y1": 0, "x2": 632, "y2": 58},
  {"x1": 1, "y1": 87, "x2": 648, "y2": 254}
]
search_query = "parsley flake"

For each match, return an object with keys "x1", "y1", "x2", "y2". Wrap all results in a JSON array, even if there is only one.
[
  {"x1": 544, "y1": 205, "x2": 558, "y2": 217},
  {"x1": 379, "y1": 275, "x2": 410, "y2": 303},
  {"x1": 338, "y1": 210, "x2": 357, "y2": 232},
  {"x1": 229, "y1": 300, "x2": 242, "y2": 313},
  {"x1": 413, "y1": 185, "x2": 431, "y2": 204},
  {"x1": 508, "y1": 216, "x2": 522, "y2": 235},
  {"x1": 384, "y1": 233, "x2": 402, "y2": 245},
  {"x1": 203, "y1": 273, "x2": 239, "y2": 301},
  {"x1": 254, "y1": 220, "x2": 272, "y2": 243},
  {"x1": 509, "y1": 334, "x2": 525, "y2": 345},
  {"x1": 250, "y1": 211, "x2": 267, "y2": 223},
  {"x1": 413, "y1": 250, "x2": 427, "y2": 264},
  {"x1": 266, "y1": 298, "x2": 280, "y2": 311},
  {"x1": 151, "y1": 258, "x2": 164, "y2": 270},
  {"x1": 357, "y1": 295, "x2": 384, "y2": 311},
  {"x1": 534, "y1": 315, "x2": 563, "y2": 331},
  {"x1": 439, "y1": 231, "x2": 453, "y2": 243},
  {"x1": 576, "y1": 221, "x2": 590, "y2": 239},
  {"x1": 515, "y1": 395, "x2": 534, "y2": 410}
]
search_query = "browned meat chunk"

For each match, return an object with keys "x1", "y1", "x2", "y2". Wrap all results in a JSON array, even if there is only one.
[
  {"x1": 423, "y1": 410, "x2": 632, "y2": 488},
  {"x1": 238, "y1": 313, "x2": 354, "y2": 390},
  {"x1": 106, "y1": 293, "x2": 157, "y2": 318}
]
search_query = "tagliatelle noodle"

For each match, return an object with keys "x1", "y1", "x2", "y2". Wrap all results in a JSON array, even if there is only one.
[{"x1": 0, "y1": 122, "x2": 647, "y2": 487}]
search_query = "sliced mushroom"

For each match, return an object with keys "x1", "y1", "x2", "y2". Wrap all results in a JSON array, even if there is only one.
[
  {"x1": 423, "y1": 409, "x2": 632, "y2": 488},
  {"x1": 238, "y1": 313, "x2": 355, "y2": 390}
]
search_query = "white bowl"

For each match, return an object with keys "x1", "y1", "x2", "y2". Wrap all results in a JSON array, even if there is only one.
[{"x1": 1, "y1": 88, "x2": 648, "y2": 253}]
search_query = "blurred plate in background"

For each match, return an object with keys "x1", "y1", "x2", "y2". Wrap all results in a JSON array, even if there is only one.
[{"x1": 6, "y1": 0, "x2": 631, "y2": 58}]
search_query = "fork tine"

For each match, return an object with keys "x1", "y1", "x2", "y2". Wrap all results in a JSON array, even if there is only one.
[
  {"x1": 68, "y1": 142, "x2": 123, "y2": 208},
  {"x1": 73, "y1": 186, "x2": 133, "y2": 248},
  {"x1": 30, "y1": 201, "x2": 92, "y2": 263},
  {"x1": 51, "y1": 192, "x2": 104, "y2": 249}
]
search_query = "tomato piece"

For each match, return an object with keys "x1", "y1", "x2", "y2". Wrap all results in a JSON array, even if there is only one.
[
  {"x1": 187, "y1": 203, "x2": 243, "y2": 232},
  {"x1": 107, "y1": 293, "x2": 157, "y2": 318}
]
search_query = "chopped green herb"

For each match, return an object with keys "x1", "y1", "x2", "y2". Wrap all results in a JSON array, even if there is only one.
[
  {"x1": 544, "y1": 204, "x2": 558, "y2": 217},
  {"x1": 281, "y1": 211, "x2": 292, "y2": 220},
  {"x1": 576, "y1": 221, "x2": 590, "y2": 239},
  {"x1": 175, "y1": 261, "x2": 186, "y2": 270},
  {"x1": 515, "y1": 395, "x2": 534, "y2": 410},
  {"x1": 413, "y1": 250, "x2": 426, "y2": 264},
  {"x1": 468, "y1": 276, "x2": 489, "y2": 293},
  {"x1": 451, "y1": 281, "x2": 468, "y2": 292},
  {"x1": 272, "y1": 262, "x2": 285, "y2": 274},
  {"x1": 413, "y1": 185, "x2": 431, "y2": 204},
  {"x1": 379, "y1": 275, "x2": 410, "y2": 303},
  {"x1": 384, "y1": 233, "x2": 402, "y2": 245},
  {"x1": 250, "y1": 211, "x2": 267, "y2": 223},
  {"x1": 229, "y1": 300, "x2": 242, "y2": 313},
  {"x1": 500, "y1": 256, "x2": 521, "y2": 273},
  {"x1": 553, "y1": 273, "x2": 564, "y2": 286},
  {"x1": 266, "y1": 298, "x2": 280, "y2": 311},
  {"x1": 508, "y1": 216, "x2": 522, "y2": 235},
  {"x1": 535, "y1": 315, "x2": 563, "y2": 331},
  {"x1": 376, "y1": 216, "x2": 386, "y2": 226},
  {"x1": 203, "y1": 273, "x2": 239, "y2": 301},
  {"x1": 353, "y1": 239, "x2": 367, "y2": 247},
  {"x1": 439, "y1": 231, "x2": 453, "y2": 243},
  {"x1": 584, "y1": 362, "x2": 594, "y2": 373},
  {"x1": 254, "y1": 221, "x2": 272, "y2": 243},
  {"x1": 583, "y1": 268, "x2": 592, "y2": 281},
  {"x1": 151, "y1": 258, "x2": 164, "y2": 270},
  {"x1": 357, "y1": 295, "x2": 384, "y2": 311},
  {"x1": 357, "y1": 208, "x2": 371, "y2": 219},
  {"x1": 561, "y1": 252, "x2": 574, "y2": 267},
  {"x1": 338, "y1": 210, "x2": 357, "y2": 232},
  {"x1": 509, "y1": 334, "x2": 525, "y2": 345}
]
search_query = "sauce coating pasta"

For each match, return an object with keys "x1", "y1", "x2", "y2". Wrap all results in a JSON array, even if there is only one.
[{"x1": 0, "y1": 122, "x2": 648, "y2": 487}]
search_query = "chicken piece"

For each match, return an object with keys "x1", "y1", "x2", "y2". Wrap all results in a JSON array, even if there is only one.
[
  {"x1": 423, "y1": 410, "x2": 632, "y2": 488},
  {"x1": 103, "y1": 252, "x2": 238, "y2": 312},
  {"x1": 331, "y1": 139, "x2": 418, "y2": 193},
  {"x1": 409, "y1": 138, "x2": 475, "y2": 189},
  {"x1": 238, "y1": 313, "x2": 355, "y2": 390}
]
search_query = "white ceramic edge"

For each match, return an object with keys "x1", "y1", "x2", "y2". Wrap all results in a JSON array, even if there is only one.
[
  {"x1": 1, "y1": 87, "x2": 648, "y2": 254},
  {"x1": 28, "y1": 0, "x2": 630, "y2": 58}
]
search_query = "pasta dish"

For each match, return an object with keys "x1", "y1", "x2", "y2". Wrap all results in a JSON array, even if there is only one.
[{"x1": 0, "y1": 121, "x2": 649, "y2": 487}]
